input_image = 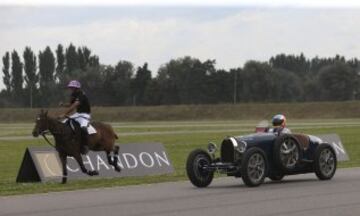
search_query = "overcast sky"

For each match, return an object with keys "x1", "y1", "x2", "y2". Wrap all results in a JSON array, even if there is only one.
[{"x1": 1, "y1": 0, "x2": 360, "y2": 89}]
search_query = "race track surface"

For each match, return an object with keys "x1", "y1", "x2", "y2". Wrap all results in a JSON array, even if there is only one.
[{"x1": 1, "y1": 168, "x2": 360, "y2": 216}]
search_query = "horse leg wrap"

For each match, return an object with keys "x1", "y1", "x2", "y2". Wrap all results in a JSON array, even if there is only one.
[
  {"x1": 107, "y1": 155, "x2": 114, "y2": 165},
  {"x1": 113, "y1": 156, "x2": 121, "y2": 172},
  {"x1": 113, "y1": 146, "x2": 121, "y2": 172}
]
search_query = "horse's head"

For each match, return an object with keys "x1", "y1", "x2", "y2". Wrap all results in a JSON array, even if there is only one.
[{"x1": 32, "y1": 110, "x2": 49, "y2": 137}]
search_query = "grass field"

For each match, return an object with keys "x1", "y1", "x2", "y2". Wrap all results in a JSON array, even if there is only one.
[
  {"x1": 1, "y1": 101, "x2": 360, "y2": 122},
  {"x1": 0, "y1": 119, "x2": 359, "y2": 196}
]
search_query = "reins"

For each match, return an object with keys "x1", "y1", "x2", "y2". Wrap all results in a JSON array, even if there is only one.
[
  {"x1": 38, "y1": 116, "x2": 74, "y2": 148},
  {"x1": 41, "y1": 131, "x2": 56, "y2": 148}
]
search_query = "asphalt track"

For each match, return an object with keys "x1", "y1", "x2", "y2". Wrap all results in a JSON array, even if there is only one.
[{"x1": 1, "y1": 168, "x2": 360, "y2": 216}]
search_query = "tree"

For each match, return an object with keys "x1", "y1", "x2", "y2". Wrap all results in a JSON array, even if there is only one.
[
  {"x1": 65, "y1": 43, "x2": 80, "y2": 76},
  {"x1": 39, "y1": 46, "x2": 56, "y2": 106},
  {"x1": 82, "y1": 47, "x2": 91, "y2": 64},
  {"x1": 56, "y1": 44, "x2": 65, "y2": 84},
  {"x1": 78, "y1": 47, "x2": 86, "y2": 71},
  {"x1": 11, "y1": 50, "x2": 23, "y2": 101},
  {"x1": 143, "y1": 79, "x2": 162, "y2": 105},
  {"x1": 240, "y1": 61, "x2": 273, "y2": 102},
  {"x1": 270, "y1": 53, "x2": 310, "y2": 77},
  {"x1": 101, "y1": 61, "x2": 134, "y2": 105},
  {"x1": 2, "y1": 52, "x2": 11, "y2": 93},
  {"x1": 77, "y1": 46, "x2": 96, "y2": 70},
  {"x1": 208, "y1": 69, "x2": 233, "y2": 103},
  {"x1": 271, "y1": 69, "x2": 303, "y2": 102},
  {"x1": 23, "y1": 47, "x2": 39, "y2": 107},
  {"x1": 317, "y1": 63, "x2": 358, "y2": 101},
  {"x1": 157, "y1": 56, "x2": 216, "y2": 104},
  {"x1": 132, "y1": 63, "x2": 152, "y2": 105},
  {"x1": 89, "y1": 55, "x2": 100, "y2": 68}
]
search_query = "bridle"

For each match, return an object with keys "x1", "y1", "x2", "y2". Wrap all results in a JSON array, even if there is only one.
[
  {"x1": 38, "y1": 116, "x2": 64, "y2": 148},
  {"x1": 41, "y1": 130, "x2": 56, "y2": 148}
]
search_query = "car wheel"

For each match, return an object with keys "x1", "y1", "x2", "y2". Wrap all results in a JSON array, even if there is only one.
[
  {"x1": 186, "y1": 149, "x2": 214, "y2": 187},
  {"x1": 241, "y1": 147, "x2": 268, "y2": 187},
  {"x1": 274, "y1": 134, "x2": 302, "y2": 172},
  {"x1": 268, "y1": 174, "x2": 285, "y2": 181},
  {"x1": 314, "y1": 144, "x2": 337, "y2": 180}
]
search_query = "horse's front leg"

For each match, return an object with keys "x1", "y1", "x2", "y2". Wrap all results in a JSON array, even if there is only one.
[
  {"x1": 112, "y1": 145, "x2": 121, "y2": 172},
  {"x1": 73, "y1": 153, "x2": 99, "y2": 176},
  {"x1": 59, "y1": 153, "x2": 68, "y2": 184}
]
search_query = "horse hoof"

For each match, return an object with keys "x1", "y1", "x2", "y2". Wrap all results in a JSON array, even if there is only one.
[
  {"x1": 115, "y1": 166, "x2": 121, "y2": 172},
  {"x1": 88, "y1": 170, "x2": 99, "y2": 176}
]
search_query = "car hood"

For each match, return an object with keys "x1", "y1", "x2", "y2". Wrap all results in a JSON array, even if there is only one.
[{"x1": 233, "y1": 133, "x2": 277, "y2": 145}]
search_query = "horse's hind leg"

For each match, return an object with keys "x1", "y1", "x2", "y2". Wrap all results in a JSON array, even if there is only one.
[
  {"x1": 59, "y1": 153, "x2": 68, "y2": 184},
  {"x1": 73, "y1": 154, "x2": 99, "y2": 176},
  {"x1": 106, "y1": 151, "x2": 114, "y2": 166},
  {"x1": 112, "y1": 145, "x2": 121, "y2": 172}
]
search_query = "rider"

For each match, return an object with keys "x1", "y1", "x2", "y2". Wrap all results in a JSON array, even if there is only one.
[
  {"x1": 268, "y1": 114, "x2": 291, "y2": 134},
  {"x1": 60, "y1": 80, "x2": 91, "y2": 153}
]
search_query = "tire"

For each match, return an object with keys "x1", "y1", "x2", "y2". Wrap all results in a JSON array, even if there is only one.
[
  {"x1": 273, "y1": 134, "x2": 302, "y2": 172},
  {"x1": 186, "y1": 149, "x2": 214, "y2": 188},
  {"x1": 268, "y1": 174, "x2": 285, "y2": 181},
  {"x1": 314, "y1": 144, "x2": 337, "y2": 180},
  {"x1": 241, "y1": 147, "x2": 269, "y2": 187}
]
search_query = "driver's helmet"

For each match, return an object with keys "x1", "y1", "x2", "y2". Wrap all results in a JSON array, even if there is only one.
[
  {"x1": 272, "y1": 114, "x2": 286, "y2": 127},
  {"x1": 67, "y1": 80, "x2": 81, "y2": 89}
]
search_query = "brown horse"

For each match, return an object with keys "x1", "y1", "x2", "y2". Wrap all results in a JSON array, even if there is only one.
[{"x1": 32, "y1": 110, "x2": 121, "y2": 184}]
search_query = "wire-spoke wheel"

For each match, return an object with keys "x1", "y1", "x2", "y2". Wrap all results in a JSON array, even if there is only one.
[
  {"x1": 186, "y1": 149, "x2": 214, "y2": 187},
  {"x1": 280, "y1": 138, "x2": 300, "y2": 169},
  {"x1": 241, "y1": 148, "x2": 268, "y2": 187},
  {"x1": 274, "y1": 135, "x2": 302, "y2": 172},
  {"x1": 314, "y1": 144, "x2": 337, "y2": 180}
]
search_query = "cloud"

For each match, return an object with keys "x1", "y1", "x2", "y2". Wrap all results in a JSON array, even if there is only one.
[
  {"x1": 1, "y1": 7, "x2": 360, "y2": 90},
  {"x1": 2, "y1": 0, "x2": 360, "y2": 8}
]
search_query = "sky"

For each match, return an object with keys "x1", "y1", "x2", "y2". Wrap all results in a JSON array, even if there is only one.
[{"x1": 1, "y1": 0, "x2": 360, "y2": 89}]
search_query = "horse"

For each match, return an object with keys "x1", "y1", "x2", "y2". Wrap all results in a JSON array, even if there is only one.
[{"x1": 32, "y1": 110, "x2": 121, "y2": 184}]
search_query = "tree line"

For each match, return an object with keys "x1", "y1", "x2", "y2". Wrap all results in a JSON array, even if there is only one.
[{"x1": 2, "y1": 44, "x2": 360, "y2": 107}]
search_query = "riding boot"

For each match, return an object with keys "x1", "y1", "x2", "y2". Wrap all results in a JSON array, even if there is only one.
[{"x1": 80, "y1": 127, "x2": 89, "y2": 154}]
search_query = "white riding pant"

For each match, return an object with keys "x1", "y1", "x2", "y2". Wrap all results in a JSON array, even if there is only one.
[{"x1": 68, "y1": 113, "x2": 91, "y2": 128}]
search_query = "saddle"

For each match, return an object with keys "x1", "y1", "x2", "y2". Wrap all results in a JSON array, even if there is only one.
[{"x1": 63, "y1": 118, "x2": 97, "y2": 135}]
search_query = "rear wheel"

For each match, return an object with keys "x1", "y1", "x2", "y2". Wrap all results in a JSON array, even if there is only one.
[
  {"x1": 241, "y1": 148, "x2": 268, "y2": 187},
  {"x1": 186, "y1": 149, "x2": 214, "y2": 187},
  {"x1": 314, "y1": 144, "x2": 337, "y2": 180},
  {"x1": 273, "y1": 135, "x2": 301, "y2": 172}
]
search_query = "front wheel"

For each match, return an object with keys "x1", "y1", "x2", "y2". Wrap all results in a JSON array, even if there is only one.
[
  {"x1": 186, "y1": 149, "x2": 214, "y2": 188},
  {"x1": 314, "y1": 144, "x2": 337, "y2": 180},
  {"x1": 241, "y1": 147, "x2": 269, "y2": 187}
]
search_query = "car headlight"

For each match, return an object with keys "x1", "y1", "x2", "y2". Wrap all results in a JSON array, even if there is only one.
[
  {"x1": 207, "y1": 142, "x2": 218, "y2": 154},
  {"x1": 237, "y1": 141, "x2": 247, "y2": 153},
  {"x1": 229, "y1": 137, "x2": 247, "y2": 153}
]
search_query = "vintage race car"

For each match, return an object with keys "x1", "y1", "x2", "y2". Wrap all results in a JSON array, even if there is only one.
[{"x1": 186, "y1": 129, "x2": 337, "y2": 187}]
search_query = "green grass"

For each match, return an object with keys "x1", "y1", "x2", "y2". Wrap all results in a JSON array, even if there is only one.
[
  {"x1": 1, "y1": 101, "x2": 360, "y2": 122},
  {"x1": 0, "y1": 120, "x2": 359, "y2": 196}
]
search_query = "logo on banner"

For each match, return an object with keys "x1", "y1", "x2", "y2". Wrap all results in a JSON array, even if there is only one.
[{"x1": 17, "y1": 143, "x2": 174, "y2": 182}]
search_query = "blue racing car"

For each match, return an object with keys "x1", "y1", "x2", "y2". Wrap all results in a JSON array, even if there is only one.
[{"x1": 186, "y1": 129, "x2": 337, "y2": 187}]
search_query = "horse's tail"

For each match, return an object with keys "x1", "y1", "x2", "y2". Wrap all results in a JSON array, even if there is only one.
[{"x1": 114, "y1": 133, "x2": 119, "y2": 140}]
